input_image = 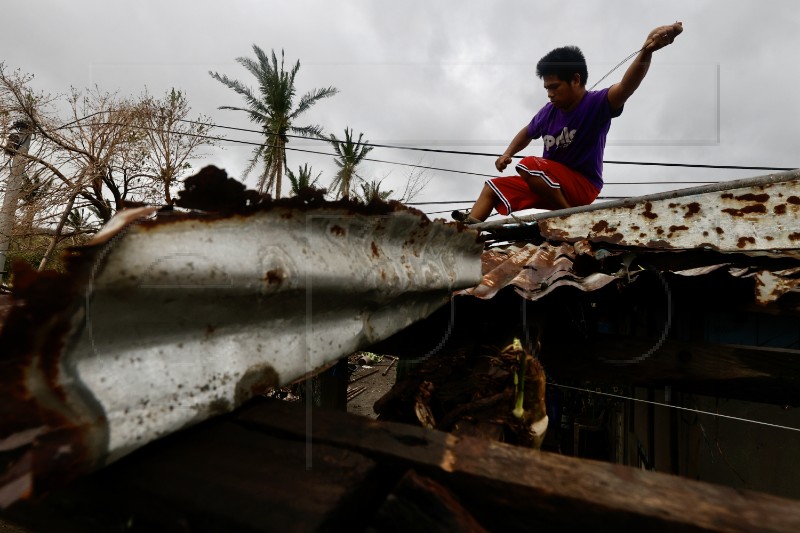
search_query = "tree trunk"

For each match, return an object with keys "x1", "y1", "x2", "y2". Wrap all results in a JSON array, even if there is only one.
[
  {"x1": 164, "y1": 172, "x2": 172, "y2": 205},
  {"x1": 275, "y1": 139, "x2": 283, "y2": 199},
  {"x1": 38, "y1": 190, "x2": 78, "y2": 271}
]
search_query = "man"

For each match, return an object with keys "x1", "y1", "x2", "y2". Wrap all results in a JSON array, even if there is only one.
[{"x1": 453, "y1": 22, "x2": 683, "y2": 224}]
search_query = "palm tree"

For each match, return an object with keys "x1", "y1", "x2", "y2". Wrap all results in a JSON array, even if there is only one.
[
  {"x1": 329, "y1": 127, "x2": 373, "y2": 199},
  {"x1": 66, "y1": 207, "x2": 94, "y2": 244},
  {"x1": 356, "y1": 178, "x2": 394, "y2": 203},
  {"x1": 209, "y1": 47, "x2": 338, "y2": 197},
  {"x1": 287, "y1": 163, "x2": 322, "y2": 195}
]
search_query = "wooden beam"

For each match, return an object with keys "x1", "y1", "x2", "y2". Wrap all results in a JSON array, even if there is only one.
[{"x1": 239, "y1": 398, "x2": 800, "y2": 533}]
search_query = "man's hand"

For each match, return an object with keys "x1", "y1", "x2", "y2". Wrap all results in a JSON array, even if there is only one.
[
  {"x1": 643, "y1": 22, "x2": 683, "y2": 53},
  {"x1": 496, "y1": 154, "x2": 513, "y2": 172}
]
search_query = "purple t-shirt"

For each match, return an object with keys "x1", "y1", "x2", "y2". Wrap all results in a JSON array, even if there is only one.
[{"x1": 526, "y1": 88, "x2": 622, "y2": 190}]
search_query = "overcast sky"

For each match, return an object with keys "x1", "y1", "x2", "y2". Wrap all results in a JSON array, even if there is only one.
[{"x1": 3, "y1": 0, "x2": 799, "y2": 218}]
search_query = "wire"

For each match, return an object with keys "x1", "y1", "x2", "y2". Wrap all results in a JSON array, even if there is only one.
[
  {"x1": 589, "y1": 48, "x2": 644, "y2": 91},
  {"x1": 40, "y1": 114, "x2": 799, "y2": 215},
  {"x1": 53, "y1": 114, "x2": 797, "y2": 174},
  {"x1": 550, "y1": 382, "x2": 800, "y2": 433},
  {"x1": 604, "y1": 160, "x2": 795, "y2": 171},
  {"x1": 405, "y1": 200, "x2": 474, "y2": 205},
  {"x1": 176, "y1": 118, "x2": 798, "y2": 172},
  {"x1": 51, "y1": 120, "x2": 499, "y2": 178}
]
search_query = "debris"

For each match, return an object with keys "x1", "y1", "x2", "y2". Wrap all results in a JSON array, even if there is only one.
[
  {"x1": 382, "y1": 356, "x2": 397, "y2": 376},
  {"x1": 376, "y1": 338, "x2": 548, "y2": 448},
  {"x1": 347, "y1": 386, "x2": 368, "y2": 402},
  {"x1": 349, "y1": 369, "x2": 380, "y2": 384}
]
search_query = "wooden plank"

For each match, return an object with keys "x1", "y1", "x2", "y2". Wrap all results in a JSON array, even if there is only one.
[
  {"x1": 4, "y1": 418, "x2": 385, "y2": 532},
  {"x1": 368, "y1": 470, "x2": 488, "y2": 532},
  {"x1": 240, "y1": 397, "x2": 800, "y2": 533}
]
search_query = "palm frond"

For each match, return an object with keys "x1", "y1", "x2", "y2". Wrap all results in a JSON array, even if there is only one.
[
  {"x1": 211, "y1": 46, "x2": 338, "y2": 197},
  {"x1": 290, "y1": 86, "x2": 338, "y2": 120}
]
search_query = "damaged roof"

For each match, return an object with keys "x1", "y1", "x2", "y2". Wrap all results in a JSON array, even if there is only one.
[
  {"x1": 463, "y1": 170, "x2": 800, "y2": 304},
  {"x1": 0, "y1": 166, "x2": 484, "y2": 507}
]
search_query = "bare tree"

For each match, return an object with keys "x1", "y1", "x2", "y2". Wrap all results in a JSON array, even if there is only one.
[
  {"x1": 1, "y1": 65, "x2": 157, "y2": 271},
  {"x1": 138, "y1": 88, "x2": 218, "y2": 204},
  {"x1": 396, "y1": 163, "x2": 432, "y2": 203}
]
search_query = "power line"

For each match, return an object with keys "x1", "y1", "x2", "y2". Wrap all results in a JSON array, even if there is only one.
[
  {"x1": 54, "y1": 114, "x2": 797, "y2": 174},
  {"x1": 44, "y1": 115, "x2": 799, "y2": 206},
  {"x1": 550, "y1": 382, "x2": 800, "y2": 433},
  {"x1": 177, "y1": 117, "x2": 797, "y2": 172}
]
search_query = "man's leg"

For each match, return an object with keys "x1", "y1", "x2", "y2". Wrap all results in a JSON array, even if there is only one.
[
  {"x1": 468, "y1": 184, "x2": 497, "y2": 221},
  {"x1": 520, "y1": 174, "x2": 571, "y2": 210}
]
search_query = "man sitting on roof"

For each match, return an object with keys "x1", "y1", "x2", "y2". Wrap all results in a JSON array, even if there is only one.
[{"x1": 453, "y1": 22, "x2": 683, "y2": 224}]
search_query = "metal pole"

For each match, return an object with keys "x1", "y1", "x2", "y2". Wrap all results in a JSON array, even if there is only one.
[
  {"x1": 0, "y1": 125, "x2": 32, "y2": 281},
  {"x1": 473, "y1": 169, "x2": 800, "y2": 230}
]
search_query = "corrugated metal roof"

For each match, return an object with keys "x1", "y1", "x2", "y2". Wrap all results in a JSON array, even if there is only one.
[
  {"x1": 462, "y1": 170, "x2": 800, "y2": 303},
  {"x1": 0, "y1": 166, "x2": 484, "y2": 507},
  {"x1": 460, "y1": 240, "x2": 800, "y2": 304}
]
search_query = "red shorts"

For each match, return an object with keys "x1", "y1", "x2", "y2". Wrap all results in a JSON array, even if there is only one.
[{"x1": 487, "y1": 156, "x2": 600, "y2": 215}]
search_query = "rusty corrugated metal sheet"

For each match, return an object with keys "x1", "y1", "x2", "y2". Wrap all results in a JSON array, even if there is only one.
[
  {"x1": 460, "y1": 240, "x2": 800, "y2": 304},
  {"x1": 476, "y1": 170, "x2": 800, "y2": 254},
  {"x1": 463, "y1": 241, "x2": 622, "y2": 301},
  {"x1": 464, "y1": 170, "x2": 800, "y2": 302},
  {"x1": 0, "y1": 167, "x2": 484, "y2": 507}
]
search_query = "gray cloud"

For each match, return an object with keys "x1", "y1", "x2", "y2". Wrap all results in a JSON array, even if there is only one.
[{"x1": 2, "y1": 0, "x2": 797, "y2": 216}]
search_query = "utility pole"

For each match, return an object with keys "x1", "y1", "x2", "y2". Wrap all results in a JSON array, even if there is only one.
[{"x1": 0, "y1": 121, "x2": 32, "y2": 282}]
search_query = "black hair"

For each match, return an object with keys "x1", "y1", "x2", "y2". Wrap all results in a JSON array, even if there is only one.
[{"x1": 536, "y1": 46, "x2": 588, "y2": 86}]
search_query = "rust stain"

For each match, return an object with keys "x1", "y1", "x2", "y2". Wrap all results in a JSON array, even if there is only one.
[
  {"x1": 720, "y1": 193, "x2": 734, "y2": 199},
  {"x1": 683, "y1": 202, "x2": 701, "y2": 219},
  {"x1": 735, "y1": 193, "x2": 769, "y2": 202},
  {"x1": 789, "y1": 233, "x2": 800, "y2": 241},
  {"x1": 371, "y1": 241, "x2": 380, "y2": 258},
  {"x1": 703, "y1": 231, "x2": 709, "y2": 237},
  {"x1": 592, "y1": 233, "x2": 624, "y2": 245},
  {"x1": 669, "y1": 225, "x2": 689, "y2": 232},
  {"x1": 722, "y1": 205, "x2": 768, "y2": 217},
  {"x1": 330, "y1": 225, "x2": 346, "y2": 236},
  {"x1": 715, "y1": 227, "x2": 724, "y2": 235},
  {"x1": 646, "y1": 239, "x2": 674, "y2": 249},
  {"x1": 787, "y1": 196, "x2": 800, "y2": 205},
  {"x1": 766, "y1": 236, "x2": 774, "y2": 241},
  {"x1": 737, "y1": 237, "x2": 756, "y2": 248},
  {"x1": 592, "y1": 220, "x2": 609, "y2": 233},
  {"x1": 774, "y1": 204, "x2": 787, "y2": 215},
  {"x1": 263, "y1": 269, "x2": 285, "y2": 285},
  {"x1": 656, "y1": 227, "x2": 664, "y2": 235},
  {"x1": 0, "y1": 259, "x2": 109, "y2": 503},
  {"x1": 538, "y1": 221, "x2": 570, "y2": 242},
  {"x1": 630, "y1": 225, "x2": 640, "y2": 231},
  {"x1": 642, "y1": 202, "x2": 658, "y2": 220}
]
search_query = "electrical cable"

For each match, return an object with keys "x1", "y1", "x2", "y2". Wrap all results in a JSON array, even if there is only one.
[
  {"x1": 36, "y1": 115, "x2": 799, "y2": 215},
  {"x1": 549, "y1": 381, "x2": 800, "y2": 433},
  {"x1": 174, "y1": 118, "x2": 798, "y2": 172},
  {"x1": 52, "y1": 114, "x2": 798, "y2": 173}
]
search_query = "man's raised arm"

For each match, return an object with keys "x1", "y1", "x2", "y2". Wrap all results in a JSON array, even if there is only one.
[
  {"x1": 607, "y1": 22, "x2": 683, "y2": 110},
  {"x1": 496, "y1": 126, "x2": 533, "y2": 172}
]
